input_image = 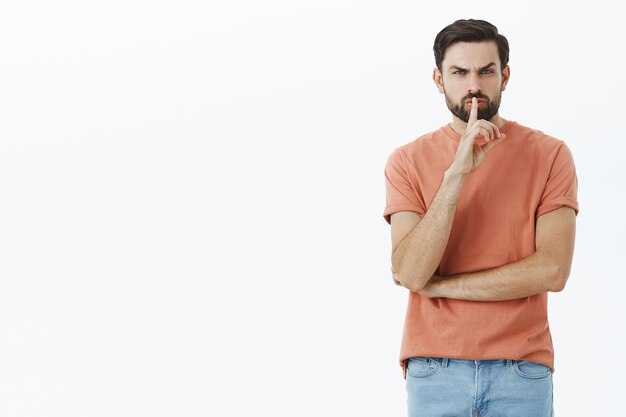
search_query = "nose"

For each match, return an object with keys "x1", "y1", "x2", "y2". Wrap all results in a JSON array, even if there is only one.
[{"x1": 467, "y1": 72, "x2": 482, "y2": 94}]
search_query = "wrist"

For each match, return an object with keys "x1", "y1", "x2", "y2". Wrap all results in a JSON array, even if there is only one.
[{"x1": 443, "y1": 167, "x2": 467, "y2": 185}]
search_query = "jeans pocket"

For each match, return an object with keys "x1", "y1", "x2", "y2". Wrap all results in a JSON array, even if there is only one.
[
  {"x1": 406, "y1": 356, "x2": 441, "y2": 378},
  {"x1": 513, "y1": 360, "x2": 553, "y2": 379}
]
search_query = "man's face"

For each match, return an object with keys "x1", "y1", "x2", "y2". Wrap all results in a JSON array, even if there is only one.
[{"x1": 433, "y1": 41, "x2": 510, "y2": 122}]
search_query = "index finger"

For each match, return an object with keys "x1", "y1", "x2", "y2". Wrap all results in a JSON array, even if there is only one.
[{"x1": 468, "y1": 97, "x2": 478, "y2": 125}]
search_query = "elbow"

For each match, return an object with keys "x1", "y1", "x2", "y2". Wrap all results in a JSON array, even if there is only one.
[
  {"x1": 408, "y1": 280, "x2": 427, "y2": 293},
  {"x1": 401, "y1": 277, "x2": 426, "y2": 292},
  {"x1": 392, "y1": 269, "x2": 428, "y2": 292},
  {"x1": 549, "y1": 263, "x2": 571, "y2": 292},
  {"x1": 391, "y1": 252, "x2": 430, "y2": 292},
  {"x1": 550, "y1": 279, "x2": 565, "y2": 293}
]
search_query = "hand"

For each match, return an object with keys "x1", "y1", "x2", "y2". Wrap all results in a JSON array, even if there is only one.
[{"x1": 449, "y1": 97, "x2": 506, "y2": 176}]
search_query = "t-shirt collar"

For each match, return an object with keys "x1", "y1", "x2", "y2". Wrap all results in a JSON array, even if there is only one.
[{"x1": 443, "y1": 120, "x2": 516, "y2": 141}]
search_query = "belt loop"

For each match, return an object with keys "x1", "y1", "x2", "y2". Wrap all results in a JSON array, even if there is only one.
[
  {"x1": 506, "y1": 359, "x2": 513, "y2": 367},
  {"x1": 441, "y1": 358, "x2": 449, "y2": 368}
]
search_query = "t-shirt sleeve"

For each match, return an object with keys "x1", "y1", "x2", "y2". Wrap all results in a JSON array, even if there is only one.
[
  {"x1": 383, "y1": 148, "x2": 425, "y2": 224},
  {"x1": 536, "y1": 142, "x2": 579, "y2": 218}
]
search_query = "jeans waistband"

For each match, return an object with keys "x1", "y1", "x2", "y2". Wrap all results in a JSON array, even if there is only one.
[{"x1": 433, "y1": 358, "x2": 514, "y2": 368}]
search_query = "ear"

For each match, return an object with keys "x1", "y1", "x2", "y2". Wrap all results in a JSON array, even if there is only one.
[
  {"x1": 500, "y1": 65, "x2": 510, "y2": 91},
  {"x1": 433, "y1": 68, "x2": 445, "y2": 94}
]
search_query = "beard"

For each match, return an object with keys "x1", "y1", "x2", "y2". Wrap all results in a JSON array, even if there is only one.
[{"x1": 446, "y1": 92, "x2": 501, "y2": 122}]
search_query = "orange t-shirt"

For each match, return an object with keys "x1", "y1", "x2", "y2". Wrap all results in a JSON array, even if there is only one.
[{"x1": 383, "y1": 121, "x2": 578, "y2": 379}]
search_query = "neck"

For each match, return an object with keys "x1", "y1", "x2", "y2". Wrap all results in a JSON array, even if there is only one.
[{"x1": 449, "y1": 114, "x2": 508, "y2": 134}]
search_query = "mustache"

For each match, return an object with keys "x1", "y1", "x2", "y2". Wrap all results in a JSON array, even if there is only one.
[{"x1": 463, "y1": 93, "x2": 490, "y2": 102}]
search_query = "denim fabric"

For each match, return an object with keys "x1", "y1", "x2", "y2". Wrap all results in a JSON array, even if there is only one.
[{"x1": 406, "y1": 357, "x2": 553, "y2": 417}]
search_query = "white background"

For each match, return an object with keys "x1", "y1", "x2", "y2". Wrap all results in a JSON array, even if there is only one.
[{"x1": 0, "y1": 1, "x2": 624, "y2": 416}]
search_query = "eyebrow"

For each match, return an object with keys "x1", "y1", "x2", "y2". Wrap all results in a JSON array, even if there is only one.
[{"x1": 449, "y1": 62, "x2": 497, "y2": 72}]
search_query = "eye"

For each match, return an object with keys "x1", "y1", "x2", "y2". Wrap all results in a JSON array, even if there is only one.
[
  {"x1": 481, "y1": 69, "x2": 494, "y2": 74},
  {"x1": 453, "y1": 70, "x2": 465, "y2": 75}
]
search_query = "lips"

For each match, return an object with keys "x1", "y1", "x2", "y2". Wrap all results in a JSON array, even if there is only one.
[{"x1": 466, "y1": 99, "x2": 487, "y2": 107}]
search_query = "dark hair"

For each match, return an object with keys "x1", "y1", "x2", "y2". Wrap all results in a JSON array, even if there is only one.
[{"x1": 433, "y1": 19, "x2": 509, "y2": 70}]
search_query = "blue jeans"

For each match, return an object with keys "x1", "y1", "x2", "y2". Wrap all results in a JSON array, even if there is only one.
[{"x1": 406, "y1": 357, "x2": 553, "y2": 417}]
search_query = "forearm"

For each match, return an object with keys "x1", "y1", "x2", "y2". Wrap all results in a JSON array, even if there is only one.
[
  {"x1": 421, "y1": 250, "x2": 566, "y2": 301},
  {"x1": 392, "y1": 169, "x2": 466, "y2": 291}
]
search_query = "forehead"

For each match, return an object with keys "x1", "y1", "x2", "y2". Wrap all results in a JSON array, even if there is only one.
[{"x1": 441, "y1": 41, "x2": 500, "y2": 69}]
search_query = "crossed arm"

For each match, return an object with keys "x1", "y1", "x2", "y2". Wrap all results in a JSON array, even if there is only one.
[
  {"x1": 390, "y1": 206, "x2": 576, "y2": 302},
  {"x1": 389, "y1": 98, "x2": 576, "y2": 301}
]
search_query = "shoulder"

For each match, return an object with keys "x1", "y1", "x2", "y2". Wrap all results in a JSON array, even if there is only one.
[
  {"x1": 508, "y1": 121, "x2": 566, "y2": 150},
  {"x1": 386, "y1": 126, "x2": 449, "y2": 163},
  {"x1": 505, "y1": 121, "x2": 574, "y2": 164},
  {"x1": 507, "y1": 122, "x2": 577, "y2": 174}
]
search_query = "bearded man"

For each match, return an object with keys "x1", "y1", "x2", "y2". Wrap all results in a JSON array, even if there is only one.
[{"x1": 383, "y1": 19, "x2": 578, "y2": 417}]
